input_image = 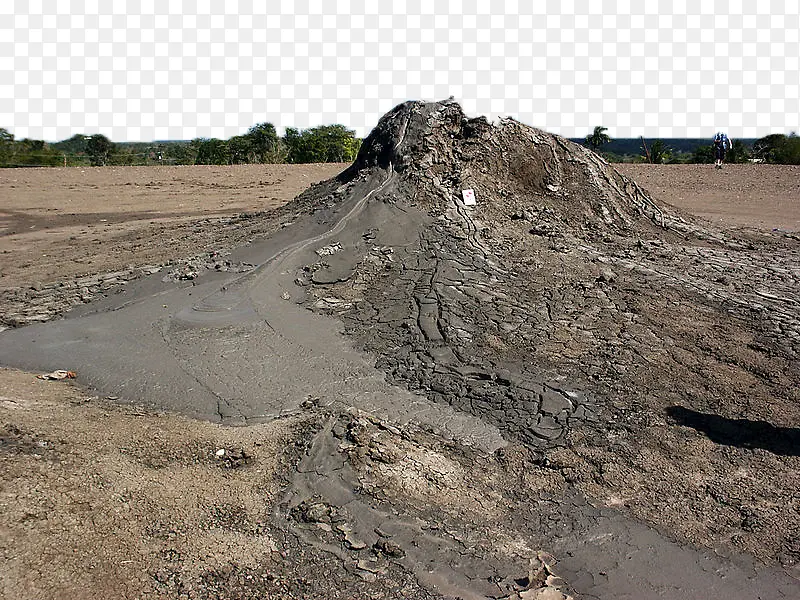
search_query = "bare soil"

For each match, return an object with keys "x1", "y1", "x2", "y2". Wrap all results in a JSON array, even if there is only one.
[
  {"x1": 1, "y1": 121, "x2": 799, "y2": 600},
  {"x1": 0, "y1": 163, "x2": 345, "y2": 288},
  {"x1": 616, "y1": 163, "x2": 800, "y2": 232},
  {"x1": 0, "y1": 368, "x2": 310, "y2": 600},
  {"x1": 3, "y1": 163, "x2": 797, "y2": 295}
]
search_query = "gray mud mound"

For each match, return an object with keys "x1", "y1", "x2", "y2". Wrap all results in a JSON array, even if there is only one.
[
  {"x1": 286, "y1": 99, "x2": 800, "y2": 595},
  {"x1": 1, "y1": 100, "x2": 799, "y2": 599},
  {"x1": 296, "y1": 99, "x2": 799, "y2": 447},
  {"x1": 294, "y1": 100, "x2": 662, "y2": 448}
]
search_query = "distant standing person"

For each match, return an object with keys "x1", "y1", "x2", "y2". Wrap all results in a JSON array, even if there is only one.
[{"x1": 713, "y1": 131, "x2": 731, "y2": 169}]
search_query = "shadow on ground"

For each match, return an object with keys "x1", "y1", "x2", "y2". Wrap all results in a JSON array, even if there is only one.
[{"x1": 667, "y1": 406, "x2": 800, "y2": 456}]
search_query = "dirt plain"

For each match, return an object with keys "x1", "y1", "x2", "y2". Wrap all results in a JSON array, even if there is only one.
[
  {"x1": 0, "y1": 163, "x2": 347, "y2": 289},
  {"x1": 1, "y1": 107, "x2": 800, "y2": 600},
  {"x1": 617, "y1": 163, "x2": 800, "y2": 232}
]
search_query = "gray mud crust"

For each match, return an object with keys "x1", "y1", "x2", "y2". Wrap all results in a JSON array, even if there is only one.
[{"x1": 1, "y1": 100, "x2": 799, "y2": 598}]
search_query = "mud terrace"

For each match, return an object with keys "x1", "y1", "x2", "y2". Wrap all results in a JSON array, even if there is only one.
[{"x1": 1, "y1": 101, "x2": 799, "y2": 599}]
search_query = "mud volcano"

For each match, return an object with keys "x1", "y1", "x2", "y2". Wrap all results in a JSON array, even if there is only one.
[
  {"x1": 299, "y1": 100, "x2": 630, "y2": 451},
  {"x1": 276, "y1": 99, "x2": 800, "y2": 596},
  {"x1": 293, "y1": 99, "x2": 799, "y2": 448},
  {"x1": 1, "y1": 100, "x2": 798, "y2": 598}
]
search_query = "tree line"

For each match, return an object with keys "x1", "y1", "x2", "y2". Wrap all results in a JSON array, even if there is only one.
[
  {"x1": 583, "y1": 126, "x2": 800, "y2": 165},
  {"x1": 0, "y1": 123, "x2": 362, "y2": 168},
  {"x1": 4, "y1": 122, "x2": 799, "y2": 168}
]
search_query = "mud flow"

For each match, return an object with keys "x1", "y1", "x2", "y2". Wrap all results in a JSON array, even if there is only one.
[{"x1": 1, "y1": 100, "x2": 799, "y2": 599}]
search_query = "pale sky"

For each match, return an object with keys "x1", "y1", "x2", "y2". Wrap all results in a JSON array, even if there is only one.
[{"x1": 3, "y1": 0, "x2": 799, "y2": 142}]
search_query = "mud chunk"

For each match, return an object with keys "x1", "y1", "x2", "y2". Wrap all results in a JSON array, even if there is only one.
[
  {"x1": 213, "y1": 447, "x2": 252, "y2": 469},
  {"x1": 292, "y1": 499, "x2": 333, "y2": 524},
  {"x1": 335, "y1": 524, "x2": 368, "y2": 550},
  {"x1": 511, "y1": 552, "x2": 574, "y2": 600},
  {"x1": 529, "y1": 223, "x2": 553, "y2": 236},
  {"x1": 596, "y1": 267, "x2": 616, "y2": 284},
  {"x1": 531, "y1": 415, "x2": 563, "y2": 441},
  {"x1": 367, "y1": 439, "x2": 402, "y2": 463},
  {"x1": 356, "y1": 559, "x2": 385, "y2": 574},
  {"x1": 1, "y1": 424, "x2": 56, "y2": 456},
  {"x1": 346, "y1": 418, "x2": 373, "y2": 446},
  {"x1": 315, "y1": 241, "x2": 342, "y2": 256},
  {"x1": 539, "y1": 390, "x2": 572, "y2": 416},
  {"x1": 519, "y1": 588, "x2": 572, "y2": 600},
  {"x1": 313, "y1": 296, "x2": 353, "y2": 310},
  {"x1": 510, "y1": 210, "x2": 534, "y2": 221},
  {"x1": 373, "y1": 538, "x2": 405, "y2": 558}
]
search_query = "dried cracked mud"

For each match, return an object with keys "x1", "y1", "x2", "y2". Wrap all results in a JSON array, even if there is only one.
[{"x1": 2, "y1": 100, "x2": 799, "y2": 599}]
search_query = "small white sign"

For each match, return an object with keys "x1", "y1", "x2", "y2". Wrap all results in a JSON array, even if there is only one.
[{"x1": 462, "y1": 188, "x2": 476, "y2": 206}]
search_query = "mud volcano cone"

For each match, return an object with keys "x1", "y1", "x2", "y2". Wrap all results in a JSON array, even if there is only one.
[
  {"x1": 346, "y1": 98, "x2": 666, "y2": 231},
  {"x1": 290, "y1": 99, "x2": 682, "y2": 447}
]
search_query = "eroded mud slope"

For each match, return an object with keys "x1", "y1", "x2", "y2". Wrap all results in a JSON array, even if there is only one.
[{"x1": 292, "y1": 100, "x2": 800, "y2": 569}]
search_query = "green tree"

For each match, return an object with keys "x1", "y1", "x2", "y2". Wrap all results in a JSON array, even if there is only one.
[
  {"x1": 647, "y1": 140, "x2": 672, "y2": 164},
  {"x1": 753, "y1": 134, "x2": 786, "y2": 163},
  {"x1": 108, "y1": 146, "x2": 138, "y2": 166},
  {"x1": 343, "y1": 136, "x2": 362, "y2": 161},
  {"x1": 227, "y1": 135, "x2": 253, "y2": 164},
  {"x1": 283, "y1": 124, "x2": 361, "y2": 163},
  {"x1": 598, "y1": 151, "x2": 626, "y2": 163},
  {"x1": 668, "y1": 151, "x2": 693, "y2": 164},
  {"x1": 726, "y1": 139, "x2": 750, "y2": 164},
  {"x1": 0, "y1": 128, "x2": 15, "y2": 165},
  {"x1": 691, "y1": 144, "x2": 715, "y2": 163},
  {"x1": 193, "y1": 138, "x2": 230, "y2": 165},
  {"x1": 21, "y1": 138, "x2": 45, "y2": 152},
  {"x1": 86, "y1": 134, "x2": 115, "y2": 166},
  {"x1": 244, "y1": 122, "x2": 281, "y2": 163},
  {"x1": 585, "y1": 126, "x2": 611, "y2": 151},
  {"x1": 52, "y1": 133, "x2": 89, "y2": 155},
  {"x1": 16, "y1": 139, "x2": 61, "y2": 166},
  {"x1": 283, "y1": 127, "x2": 303, "y2": 162},
  {"x1": 774, "y1": 133, "x2": 800, "y2": 164},
  {"x1": 164, "y1": 142, "x2": 197, "y2": 165}
]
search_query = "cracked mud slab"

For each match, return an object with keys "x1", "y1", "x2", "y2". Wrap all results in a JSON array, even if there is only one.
[{"x1": 1, "y1": 100, "x2": 799, "y2": 598}]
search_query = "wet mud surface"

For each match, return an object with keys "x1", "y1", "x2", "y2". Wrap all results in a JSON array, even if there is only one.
[{"x1": 1, "y1": 101, "x2": 799, "y2": 598}]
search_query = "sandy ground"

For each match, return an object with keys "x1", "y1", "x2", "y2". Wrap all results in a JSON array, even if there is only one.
[
  {"x1": 616, "y1": 163, "x2": 800, "y2": 232},
  {"x1": 1, "y1": 369, "x2": 307, "y2": 600},
  {"x1": 0, "y1": 163, "x2": 346, "y2": 287},
  {"x1": 1, "y1": 160, "x2": 799, "y2": 599}
]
